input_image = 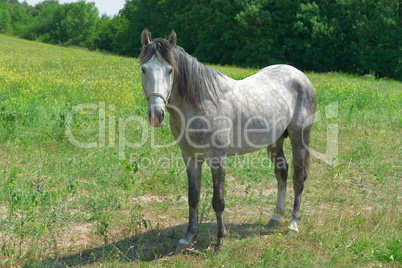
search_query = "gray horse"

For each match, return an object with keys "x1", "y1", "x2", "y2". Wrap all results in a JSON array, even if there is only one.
[{"x1": 139, "y1": 29, "x2": 316, "y2": 249}]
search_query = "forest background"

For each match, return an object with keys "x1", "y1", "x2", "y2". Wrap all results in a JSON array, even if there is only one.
[{"x1": 0, "y1": 0, "x2": 401, "y2": 80}]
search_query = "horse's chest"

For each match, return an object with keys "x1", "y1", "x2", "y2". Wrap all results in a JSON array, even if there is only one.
[{"x1": 169, "y1": 114, "x2": 230, "y2": 155}]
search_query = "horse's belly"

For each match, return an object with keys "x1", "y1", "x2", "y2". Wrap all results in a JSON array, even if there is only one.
[{"x1": 227, "y1": 115, "x2": 288, "y2": 156}]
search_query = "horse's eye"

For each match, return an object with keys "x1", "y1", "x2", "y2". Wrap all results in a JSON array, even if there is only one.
[
  {"x1": 169, "y1": 69, "x2": 173, "y2": 75},
  {"x1": 141, "y1": 68, "x2": 146, "y2": 73}
]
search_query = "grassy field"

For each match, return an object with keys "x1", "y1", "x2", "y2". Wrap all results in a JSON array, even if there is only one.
[{"x1": 0, "y1": 35, "x2": 401, "y2": 267}]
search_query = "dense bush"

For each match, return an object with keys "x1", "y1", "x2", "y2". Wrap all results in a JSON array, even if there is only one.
[{"x1": 1, "y1": 0, "x2": 401, "y2": 80}]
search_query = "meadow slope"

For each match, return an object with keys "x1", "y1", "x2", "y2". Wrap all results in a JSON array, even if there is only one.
[{"x1": 0, "y1": 35, "x2": 401, "y2": 267}]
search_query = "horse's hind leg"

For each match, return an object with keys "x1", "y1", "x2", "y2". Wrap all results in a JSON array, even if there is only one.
[
  {"x1": 288, "y1": 130, "x2": 311, "y2": 232},
  {"x1": 266, "y1": 135, "x2": 288, "y2": 229}
]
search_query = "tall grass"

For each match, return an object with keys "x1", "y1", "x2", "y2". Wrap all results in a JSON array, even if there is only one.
[{"x1": 0, "y1": 35, "x2": 401, "y2": 267}]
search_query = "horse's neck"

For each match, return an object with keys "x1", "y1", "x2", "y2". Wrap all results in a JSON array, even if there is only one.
[{"x1": 169, "y1": 70, "x2": 234, "y2": 114}]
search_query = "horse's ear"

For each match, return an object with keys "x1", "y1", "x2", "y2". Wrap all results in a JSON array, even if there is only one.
[
  {"x1": 141, "y1": 29, "x2": 151, "y2": 47},
  {"x1": 168, "y1": 30, "x2": 177, "y2": 46}
]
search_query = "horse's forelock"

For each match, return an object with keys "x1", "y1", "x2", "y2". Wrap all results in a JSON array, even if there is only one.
[{"x1": 139, "y1": 38, "x2": 178, "y2": 72}]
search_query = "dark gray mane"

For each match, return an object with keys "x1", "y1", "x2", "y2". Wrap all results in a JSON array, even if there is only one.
[{"x1": 140, "y1": 38, "x2": 223, "y2": 110}]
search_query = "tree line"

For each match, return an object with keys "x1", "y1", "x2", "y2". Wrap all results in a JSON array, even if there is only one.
[{"x1": 1, "y1": 0, "x2": 400, "y2": 80}]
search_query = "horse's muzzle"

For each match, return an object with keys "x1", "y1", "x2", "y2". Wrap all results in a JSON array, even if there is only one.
[{"x1": 148, "y1": 107, "x2": 165, "y2": 127}]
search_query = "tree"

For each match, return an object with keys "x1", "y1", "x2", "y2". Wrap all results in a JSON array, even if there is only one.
[
  {"x1": 4, "y1": 0, "x2": 32, "y2": 33},
  {"x1": 32, "y1": 1, "x2": 99, "y2": 45},
  {"x1": 62, "y1": 1, "x2": 99, "y2": 46},
  {"x1": 119, "y1": 0, "x2": 175, "y2": 56},
  {"x1": 89, "y1": 14, "x2": 129, "y2": 53},
  {"x1": 351, "y1": 0, "x2": 401, "y2": 79},
  {"x1": 27, "y1": 0, "x2": 58, "y2": 17},
  {"x1": 0, "y1": 0, "x2": 11, "y2": 33}
]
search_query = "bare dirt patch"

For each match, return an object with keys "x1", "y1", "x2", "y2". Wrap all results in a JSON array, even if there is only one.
[{"x1": 55, "y1": 222, "x2": 95, "y2": 252}]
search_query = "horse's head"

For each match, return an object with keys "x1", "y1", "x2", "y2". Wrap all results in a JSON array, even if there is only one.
[{"x1": 140, "y1": 29, "x2": 177, "y2": 127}]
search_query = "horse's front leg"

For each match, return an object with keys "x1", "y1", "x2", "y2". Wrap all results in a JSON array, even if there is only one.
[
  {"x1": 178, "y1": 154, "x2": 203, "y2": 248},
  {"x1": 209, "y1": 155, "x2": 228, "y2": 249}
]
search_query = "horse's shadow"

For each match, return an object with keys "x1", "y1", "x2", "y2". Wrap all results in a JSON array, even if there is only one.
[{"x1": 40, "y1": 222, "x2": 283, "y2": 267}]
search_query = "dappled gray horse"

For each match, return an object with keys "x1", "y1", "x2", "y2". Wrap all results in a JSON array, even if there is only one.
[{"x1": 139, "y1": 29, "x2": 316, "y2": 249}]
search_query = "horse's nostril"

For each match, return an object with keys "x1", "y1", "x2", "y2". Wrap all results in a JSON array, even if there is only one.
[{"x1": 148, "y1": 108, "x2": 165, "y2": 126}]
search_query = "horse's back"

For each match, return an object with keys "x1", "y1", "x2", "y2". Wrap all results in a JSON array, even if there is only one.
[
  {"x1": 234, "y1": 64, "x2": 316, "y2": 136},
  {"x1": 256, "y1": 64, "x2": 316, "y2": 110},
  {"x1": 258, "y1": 64, "x2": 314, "y2": 89},
  {"x1": 236, "y1": 64, "x2": 315, "y2": 108}
]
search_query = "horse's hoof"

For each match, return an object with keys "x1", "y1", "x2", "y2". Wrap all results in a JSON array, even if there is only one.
[
  {"x1": 287, "y1": 221, "x2": 299, "y2": 233},
  {"x1": 176, "y1": 241, "x2": 193, "y2": 253},
  {"x1": 176, "y1": 235, "x2": 194, "y2": 253},
  {"x1": 265, "y1": 219, "x2": 283, "y2": 229},
  {"x1": 214, "y1": 242, "x2": 224, "y2": 252}
]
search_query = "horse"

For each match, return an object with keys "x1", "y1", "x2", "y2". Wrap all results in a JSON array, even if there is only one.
[{"x1": 139, "y1": 29, "x2": 316, "y2": 249}]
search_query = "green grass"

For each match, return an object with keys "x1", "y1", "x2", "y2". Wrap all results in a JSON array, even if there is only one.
[{"x1": 0, "y1": 35, "x2": 401, "y2": 267}]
